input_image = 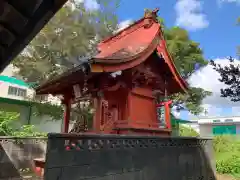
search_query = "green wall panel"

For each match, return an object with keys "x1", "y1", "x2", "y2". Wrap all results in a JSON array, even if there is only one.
[{"x1": 212, "y1": 125, "x2": 236, "y2": 135}]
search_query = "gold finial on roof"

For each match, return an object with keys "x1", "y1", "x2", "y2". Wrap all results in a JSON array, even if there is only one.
[{"x1": 144, "y1": 8, "x2": 159, "y2": 20}]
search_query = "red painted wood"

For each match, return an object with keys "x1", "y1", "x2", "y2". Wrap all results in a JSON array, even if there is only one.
[
  {"x1": 156, "y1": 100, "x2": 172, "y2": 130},
  {"x1": 63, "y1": 97, "x2": 71, "y2": 133},
  {"x1": 34, "y1": 9, "x2": 188, "y2": 137}
]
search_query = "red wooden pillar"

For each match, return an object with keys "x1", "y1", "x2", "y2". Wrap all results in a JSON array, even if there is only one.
[
  {"x1": 62, "y1": 95, "x2": 71, "y2": 133},
  {"x1": 156, "y1": 100, "x2": 172, "y2": 130},
  {"x1": 164, "y1": 101, "x2": 172, "y2": 130}
]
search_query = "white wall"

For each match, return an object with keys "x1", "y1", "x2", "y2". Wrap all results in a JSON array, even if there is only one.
[
  {"x1": 30, "y1": 115, "x2": 74, "y2": 133},
  {"x1": 199, "y1": 124, "x2": 213, "y2": 138},
  {"x1": 40, "y1": 94, "x2": 62, "y2": 106},
  {"x1": 0, "y1": 77, "x2": 61, "y2": 107},
  {"x1": 1, "y1": 64, "x2": 17, "y2": 77},
  {"x1": 0, "y1": 65, "x2": 64, "y2": 133},
  {"x1": 197, "y1": 116, "x2": 240, "y2": 124},
  {"x1": 0, "y1": 81, "x2": 35, "y2": 100},
  {"x1": 181, "y1": 121, "x2": 200, "y2": 133},
  {"x1": 1, "y1": 65, "x2": 61, "y2": 105},
  {"x1": 189, "y1": 116, "x2": 240, "y2": 137}
]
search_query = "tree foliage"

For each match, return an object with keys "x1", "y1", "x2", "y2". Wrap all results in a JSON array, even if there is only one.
[
  {"x1": 12, "y1": 1, "x2": 118, "y2": 85},
  {"x1": 210, "y1": 57, "x2": 240, "y2": 102},
  {"x1": 0, "y1": 111, "x2": 19, "y2": 136},
  {"x1": 11, "y1": 1, "x2": 119, "y2": 121},
  {"x1": 214, "y1": 135, "x2": 240, "y2": 176},
  {"x1": 0, "y1": 111, "x2": 46, "y2": 137},
  {"x1": 211, "y1": 18, "x2": 240, "y2": 102},
  {"x1": 179, "y1": 125, "x2": 199, "y2": 137},
  {"x1": 165, "y1": 27, "x2": 207, "y2": 79},
  {"x1": 31, "y1": 101, "x2": 64, "y2": 121},
  {"x1": 13, "y1": 7, "x2": 211, "y2": 116},
  {"x1": 158, "y1": 17, "x2": 211, "y2": 114},
  {"x1": 12, "y1": 125, "x2": 47, "y2": 137}
]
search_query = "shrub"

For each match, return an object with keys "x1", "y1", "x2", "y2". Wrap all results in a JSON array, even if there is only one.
[
  {"x1": 12, "y1": 125, "x2": 47, "y2": 137},
  {"x1": 179, "y1": 125, "x2": 199, "y2": 137},
  {"x1": 216, "y1": 155, "x2": 240, "y2": 175},
  {"x1": 0, "y1": 111, "x2": 19, "y2": 135},
  {"x1": 0, "y1": 111, "x2": 46, "y2": 137},
  {"x1": 214, "y1": 135, "x2": 240, "y2": 176}
]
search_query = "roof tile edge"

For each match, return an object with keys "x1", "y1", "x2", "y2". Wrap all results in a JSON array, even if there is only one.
[{"x1": 99, "y1": 8, "x2": 160, "y2": 46}]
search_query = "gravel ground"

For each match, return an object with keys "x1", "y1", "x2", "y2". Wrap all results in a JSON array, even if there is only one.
[
  {"x1": 20, "y1": 172, "x2": 43, "y2": 180},
  {"x1": 20, "y1": 172, "x2": 238, "y2": 180},
  {"x1": 216, "y1": 174, "x2": 239, "y2": 180}
]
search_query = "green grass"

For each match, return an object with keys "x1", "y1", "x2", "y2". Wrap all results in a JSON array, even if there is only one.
[{"x1": 214, "y1": 135, "x2": 240, "y2": 176}]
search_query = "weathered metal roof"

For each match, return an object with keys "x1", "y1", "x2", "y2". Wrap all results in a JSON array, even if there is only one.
[
  {"x1": 0, "y1": 0, "x2": 67, "y2": 72},
  {"x1": 91, "y1": 9, "x2": 188, "y2": 92}
]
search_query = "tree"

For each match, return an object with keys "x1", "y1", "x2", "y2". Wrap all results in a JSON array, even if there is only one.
[
  {"x1": 209, "y1": 17, "x2": 240, "y2": 102},
  {"x1": 159, "y1": 18, "x2": 211, "y2": 114},
  {"x1": 12, "y1": 1, "x2": 119, "y2": 85},
  {"x1": 14, "y1": 7, "x2": 210, "y2": 117},
  {"x1": 0, "y1": 111, "x2": 46, "y2": 137},
  {"x1": 0, "y1": 111, "x2": 19, "y2": 136},
  {"x1": 210, "y1": 57, "x2": 240, "y2": 102},
  {"x1": 11, "y1": 1, "x2": 119, "y2": 127}
]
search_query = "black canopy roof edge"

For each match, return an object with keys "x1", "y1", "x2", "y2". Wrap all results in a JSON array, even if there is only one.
[{"x1": 0, "y1": 0, "x2": 67, "y2": 72}]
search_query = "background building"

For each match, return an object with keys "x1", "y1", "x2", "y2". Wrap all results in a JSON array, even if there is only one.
[
  {"x1": 197, "y1": 116, "x2": 240, "y2": 136},
  {"x1": 187, "y1": 116, "x2": 240, "y2": 137},
  {"x1": 0, "y1": 72, "x2": 65, "y2": 133},
  {"x1": 0, "y1": 75, "x2": 35, "y2": 100}
]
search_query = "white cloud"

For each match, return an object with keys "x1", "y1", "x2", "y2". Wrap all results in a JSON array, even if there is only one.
[
  {"x1": 218, "y1": 0, "x2": 240, "y2": 4},
  {"x1": 114, "y1": 19, "x2": 134, "y2": 33},
  {"x1": 68, "y1": 0, "x2": 99, "y2": 11},
  {"x1": 84, "y1": 0, "x2": 99, "y2": 10},
  {"x1": 217, "y1": 0, "x2": 240, "y2": 6},
  {"x1": 172, "y1": 106, "x2": 181, "y2": 117},
  {"x1": 175, "y1": 0, "x2": 209, "y2": 31},
  {"x1": 188, "y1": 58, "x2": 240, "y2": 118}
]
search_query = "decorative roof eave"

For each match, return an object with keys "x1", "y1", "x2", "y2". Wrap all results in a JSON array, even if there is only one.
[
  {"x1": 156, "y1": 40, "x2": 188, "y2": 93},
  {"x1": 35, "y1": 61, "x2": 92, "y2": 95},
  {"x1": 157, "y1": 25, "x2": 188, "y2": 92}
]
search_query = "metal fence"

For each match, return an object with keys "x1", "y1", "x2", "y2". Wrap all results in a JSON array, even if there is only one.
[{"x1": 45, "y1": 133, "x2": 216, "y2": 180}]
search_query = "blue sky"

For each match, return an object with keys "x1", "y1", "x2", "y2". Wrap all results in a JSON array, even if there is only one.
[
  {"x1": 3, "y1": 0, "x2": 240, "y2": 120},
  {"x1": 114, "y1": 0, "x2": 240, "y2": 120},
  {"x1": 116, "y1": 0, "x2": 239, "y2": 60},
  {"x1": 78, "y1": 0, "x2": 240, "y2": 120}
]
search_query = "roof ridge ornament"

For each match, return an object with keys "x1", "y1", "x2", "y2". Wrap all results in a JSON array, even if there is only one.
[
  {"x1": 144, "y1": 8, "x2": 159, "y2": 20},
  {"x1": 143, "y1": 8, "x2": 159, "y2": 28}
]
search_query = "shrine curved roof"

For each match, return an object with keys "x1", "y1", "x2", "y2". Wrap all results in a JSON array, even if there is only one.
[
  {"x1": 36, "y1": 9, "x2": 188, "y2": 95},
  {"x1": 94, "y1": 19, "x2": 160, "y2": 63},
  {"x1": 91, "y1": 9, "x2": 188, "y2": 92}
]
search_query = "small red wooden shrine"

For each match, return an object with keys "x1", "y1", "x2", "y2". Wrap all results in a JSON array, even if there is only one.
[{"x1": 36, "y1": 9, "x2": 187, "y2": 136}]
